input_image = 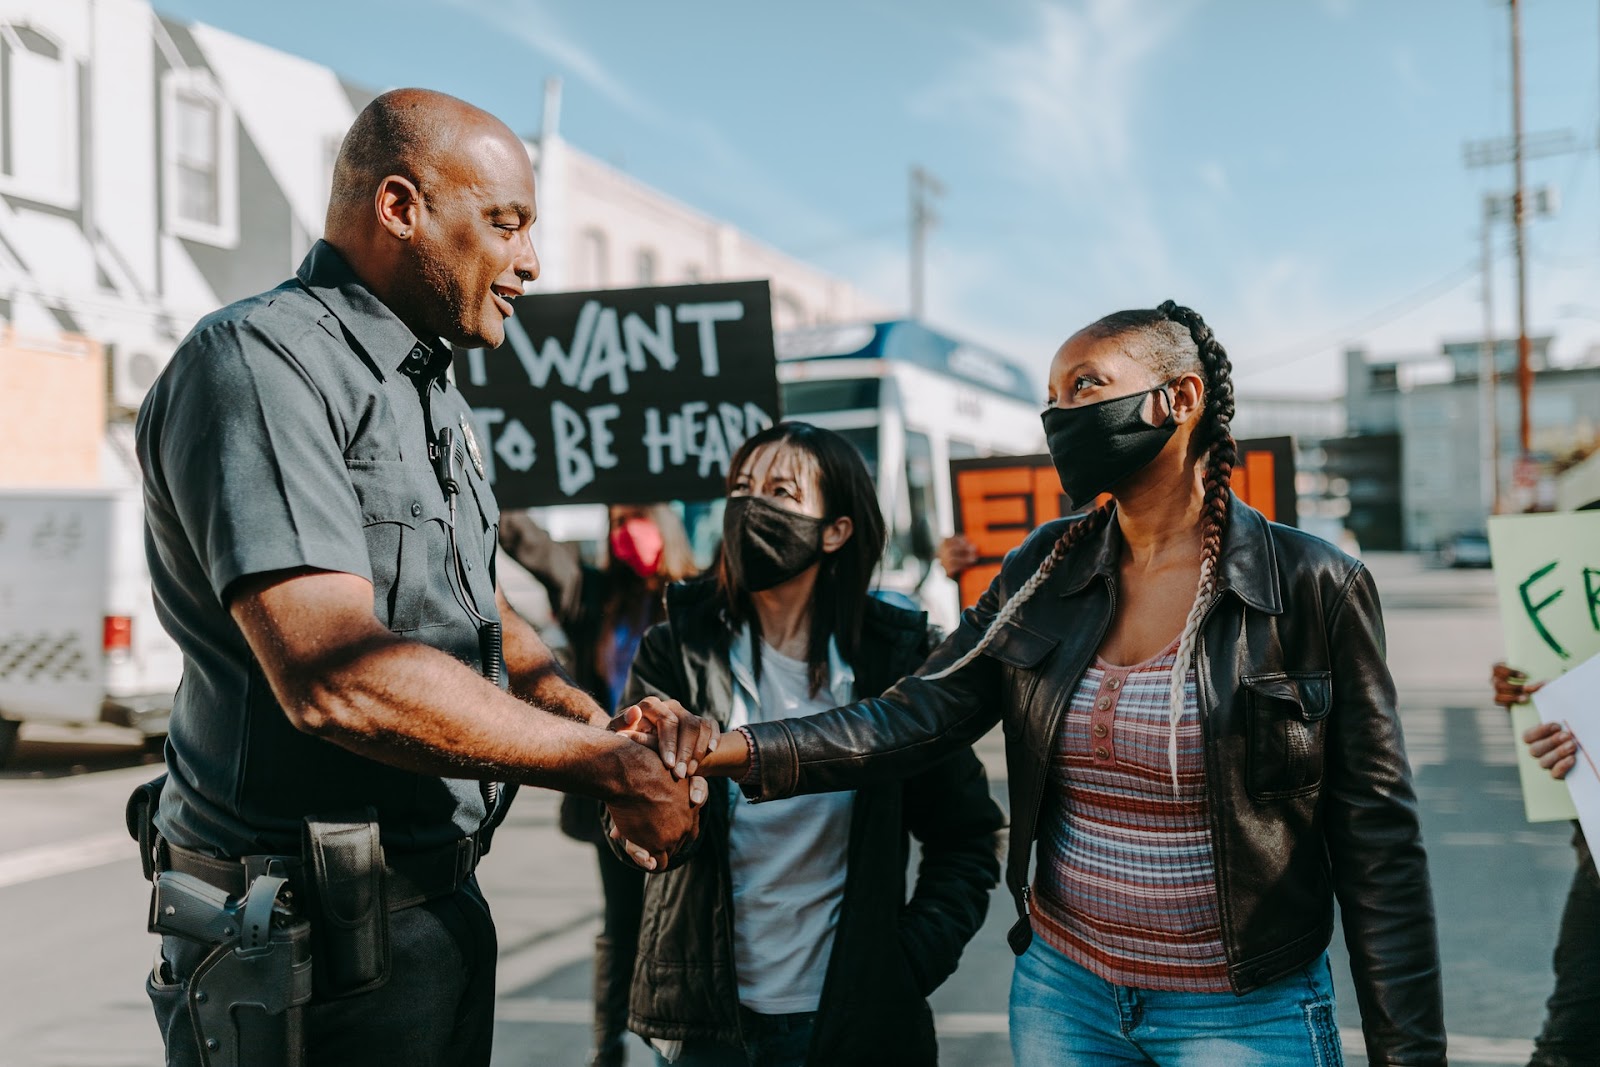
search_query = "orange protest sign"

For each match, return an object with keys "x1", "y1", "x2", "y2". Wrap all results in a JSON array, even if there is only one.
[{"x1": 949, "y1": 437, "x2": 1296, "y2": 607}]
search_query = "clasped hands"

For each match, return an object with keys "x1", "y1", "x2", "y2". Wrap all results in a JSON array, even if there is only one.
[{"x1": 602, "y1": 696, "x2": 733, "y2": 871}]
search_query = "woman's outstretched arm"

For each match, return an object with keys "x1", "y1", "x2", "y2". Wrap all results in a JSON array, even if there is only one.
[{"x1": 690, "y1": 528, "x2": 1056, "y2": 796}]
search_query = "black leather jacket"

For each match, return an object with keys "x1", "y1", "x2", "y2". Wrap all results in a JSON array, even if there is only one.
[
  {"x1": 620, "y1": 579, "x2": 1004, "y2": 1066},
  {"x1": 743, "y1": 498, "x2": 1447, "y2": 1066}
]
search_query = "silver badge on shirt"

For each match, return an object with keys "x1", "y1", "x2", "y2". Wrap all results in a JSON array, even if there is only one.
[{"x1": 460, "y1": 414, "x2": 486, "y2": 479}]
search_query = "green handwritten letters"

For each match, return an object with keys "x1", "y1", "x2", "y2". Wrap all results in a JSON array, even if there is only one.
[{"x1": 1489, "y1": 513, "x2": 1600, "y2": 821}]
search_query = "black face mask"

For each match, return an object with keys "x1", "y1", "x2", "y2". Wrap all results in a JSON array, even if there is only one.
[
  {"x1": 1042, "y1": 384, "x2": 1178, "y2": 509},
  {"x1": 723, "y1": 495, "x2": 829, "y2": 592}
]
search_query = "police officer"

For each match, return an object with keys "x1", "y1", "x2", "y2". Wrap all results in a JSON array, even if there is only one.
[{"x1": 133, "y1": 88, "x2": 707, "y2": 1066}]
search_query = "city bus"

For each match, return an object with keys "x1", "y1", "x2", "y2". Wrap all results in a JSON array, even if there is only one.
[{"x1": 766, "y1": 320, "x2": 1044, "y2": 626}]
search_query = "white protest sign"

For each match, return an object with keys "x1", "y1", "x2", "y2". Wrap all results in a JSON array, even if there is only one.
[{"x1": 1532, "y1": 652, "x2": 1600, "y2": 844}]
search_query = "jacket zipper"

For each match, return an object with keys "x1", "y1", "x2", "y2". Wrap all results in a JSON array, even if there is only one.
[
  {"x1": 1188, "y1": 591, "x2": 1240, "y2": 987},
  {"x1": 1018, "y1": 573, "x2": 1117, "y2": 910}
]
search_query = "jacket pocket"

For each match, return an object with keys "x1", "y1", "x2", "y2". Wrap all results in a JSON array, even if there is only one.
[
  {"x1": 986, "y1": 619, "x2": 1055, "y2": 741},
  {"x1": 985, "y1": 618, "x2": 1058, "y2": 669},
  {"x1": 1244, "y1": 671, "x2": 1332, "y2": 800}
]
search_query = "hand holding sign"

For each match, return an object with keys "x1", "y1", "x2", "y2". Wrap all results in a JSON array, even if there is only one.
[{"x1": 1531, "y1": 651, "x2": 1600, "y2": 848}]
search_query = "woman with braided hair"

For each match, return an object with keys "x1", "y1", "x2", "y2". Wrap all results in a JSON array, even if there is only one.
[{"x1": 624, "y1": 301, "x2": 1446, "y2": 1065}]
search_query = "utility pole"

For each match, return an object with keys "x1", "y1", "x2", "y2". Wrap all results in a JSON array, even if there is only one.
[
  {"x1": 1509, "y1": 0, "x2": 1533, "y2": 457},
  {"x1": 909, "y1": 166, "x2": 944, "y2": 321},
  {"x1": 1480, "y1": 195, "x2": 1503, "y2": 515}
]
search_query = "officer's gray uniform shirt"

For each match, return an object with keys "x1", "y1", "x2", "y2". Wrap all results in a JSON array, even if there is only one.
[{"x1": 137, "y1": 240, "x2": 502, "y2": 858}]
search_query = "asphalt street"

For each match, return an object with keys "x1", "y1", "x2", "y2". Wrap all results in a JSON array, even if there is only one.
[{"x1": 0, "y1": 554, "x2": 1573, "y2": 1067}]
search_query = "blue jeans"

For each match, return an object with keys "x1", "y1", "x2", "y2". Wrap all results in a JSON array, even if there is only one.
[
  {"x1": 1010, "y1": 935, "x2": 1344, "y2": 1066},
  {"x1": 655, "y1": 1008, "x2": 815, "y2": 1067}
]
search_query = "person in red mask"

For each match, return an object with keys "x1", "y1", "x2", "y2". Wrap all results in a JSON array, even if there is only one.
[{"x1": 499, "y1": 503, "x2": 697, "y2": 1067}]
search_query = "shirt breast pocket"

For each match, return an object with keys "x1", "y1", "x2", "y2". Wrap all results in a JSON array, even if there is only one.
[
  {"x1": 1243, "y1": 671, "x2": 1332, "y2": 800},
  {"x1": 347, "y1": 461, "x2": 436, "y2": 633}
]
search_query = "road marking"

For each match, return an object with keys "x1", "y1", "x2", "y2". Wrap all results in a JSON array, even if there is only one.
[
  {"x1": 0, "y1": 832, "x2": 129, "y2": 890},
  {"x1": 496, "y1": 997, "x2": 594, "y2": 1023},
  {"x1": 1425, "y1": 1033, "x2": 1535, "y2": 1063},
  {"x1": 494, "y1": 1001, "x2": 1534, "y2": 1063},
  {"x1": 494, "y1": 916, "x2": 601, "y2": 999}
]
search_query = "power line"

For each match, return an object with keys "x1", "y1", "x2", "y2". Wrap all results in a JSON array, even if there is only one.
[
  {"x1": 786, "y1": 219, "x2": 905, "y2": 258},
  {"x1": 1233, "y1": 259, "x2": 1485, "y2": 379}
]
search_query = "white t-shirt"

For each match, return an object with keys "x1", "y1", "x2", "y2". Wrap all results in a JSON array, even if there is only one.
[{"x1": 726, "y1": 641, "x2": 855, "y2": 1015}]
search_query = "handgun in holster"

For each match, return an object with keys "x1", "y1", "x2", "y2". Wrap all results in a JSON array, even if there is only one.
[{"x1": 149, "y1": 866, "x2": 313, "y2": 1067}]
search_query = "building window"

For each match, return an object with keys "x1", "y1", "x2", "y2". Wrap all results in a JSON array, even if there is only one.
[
  {"x1": 0, "y1": 23, "x2": 80, "y2": 208},
  {"x1": 174, "y1": 91, "x2": 220, "y2": 225},
  {"x1": 635, "y1": 248, "x2": 657, "y2": 285},
  {"x1": 576, "y1": 228, "x2": 609, "y2": 288},
  {"x1": 161, "y1": 70, "x2": 238, "y2": 247}
]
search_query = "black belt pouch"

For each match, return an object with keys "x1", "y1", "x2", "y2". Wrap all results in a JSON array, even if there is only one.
[{"x1": 302, "y1": 810, "x2": 391, "y2": 999}]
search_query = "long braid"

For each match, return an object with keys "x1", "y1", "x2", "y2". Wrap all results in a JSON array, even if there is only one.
[
  {"x1": 1156, "y1": 300, "x2": 1237, "y2": 795},
  {"x1": 921, "y1": 504, "x2": 1113, "y2": 681}
]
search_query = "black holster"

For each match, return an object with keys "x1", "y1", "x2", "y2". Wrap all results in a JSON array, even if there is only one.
[
  {"x1": 126, "y1": 772, "x2": 168, "y2": 882},
  {"x1": 147, "y1": 865, "x2": 313, "y2": 1067},
  {"x1": 301, "y1": 811, "x2": 391, "y2": 999},
  {"x1": 185, "y1": 876, "x2": 313, "y2": 1067}
]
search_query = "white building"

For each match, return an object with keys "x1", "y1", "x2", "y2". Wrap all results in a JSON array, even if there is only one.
[{"x1": 0, "y1": 0, "x2": 888, "y2": 457}]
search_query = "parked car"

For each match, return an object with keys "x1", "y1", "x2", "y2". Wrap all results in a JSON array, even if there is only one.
[{"x1": 1439, "y1": 531, "x2": 1493, "y2": 568}]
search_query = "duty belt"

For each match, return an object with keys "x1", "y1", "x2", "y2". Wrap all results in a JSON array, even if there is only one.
[{"x1": 157, "y1": 835, "x2": 478, "y2": 911}]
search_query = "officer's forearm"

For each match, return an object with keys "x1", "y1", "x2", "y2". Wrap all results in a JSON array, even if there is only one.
[
  {"x1": 520, "y1": 661, "x2": 612, "y2": 728},
  {"x1": 497, "y1": 589, "x2": 607, "y2": 726},
  {"x1": 282, "y1": 629, "x2": 643, "y2": 800}
]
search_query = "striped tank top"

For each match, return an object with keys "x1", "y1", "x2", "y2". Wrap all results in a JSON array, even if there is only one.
[{"x1": 1029, "y1": 640, "x2": 1230, "y2": 992}]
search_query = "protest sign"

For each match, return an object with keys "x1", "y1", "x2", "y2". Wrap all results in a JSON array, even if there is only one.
[
  {"x1": 1532, "y1": 651, "x2": 1600, "y2": 847},
  {"x1": 1488, "y1": 511, "x2": 1600, "y2": 821},
  {"x1": 453, "y1": 281, "x2": 779, "y2": 507},
  {"x1": 948, "y1": 436, "x2": 1297, "y2": 607}
]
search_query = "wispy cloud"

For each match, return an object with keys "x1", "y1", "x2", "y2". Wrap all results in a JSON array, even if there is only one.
[
  {"x1": 916, "y1": 0, "x2": 1191, "y2": 189},
  {"x1": 907, "y1": 0, "x2": 1197, "y2": 349},
  {"x1": 1390, "y1": 45, "x2": 1433, "y2": 99},
  {"x1": 444, "y1": 0, "x2": 656, "y2": 124},
  {"x1": 439, "y1": 0, "x2": 880, "y2": 294}
]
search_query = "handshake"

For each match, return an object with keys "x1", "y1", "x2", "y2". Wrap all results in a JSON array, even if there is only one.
[{"x1": 598, "y1": 697, "x2": 745, "y2": 872}]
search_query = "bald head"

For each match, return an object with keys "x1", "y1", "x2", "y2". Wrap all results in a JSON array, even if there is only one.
[
  {"x1": 321, "y1": 88, "x2": 539, "y2": 349},
  {"x1": 327, "y1": 88, "x2": 518, "y2": 232}
]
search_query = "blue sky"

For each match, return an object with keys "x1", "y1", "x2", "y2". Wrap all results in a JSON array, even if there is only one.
[{"x1": 163, "y1": 0, "x2": 1600, "y2": 396}]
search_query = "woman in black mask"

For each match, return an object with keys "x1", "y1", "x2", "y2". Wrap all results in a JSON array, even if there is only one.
[
  {"x1": 643, "y1": 304, "x2": 1446, "y2": 1066},
  {"x1": 610, "y1": 421, "x2": 1003, "y2": 1067}
]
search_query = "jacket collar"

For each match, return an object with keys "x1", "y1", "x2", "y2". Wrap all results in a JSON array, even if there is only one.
[
  {"x1": 1054, "y1": 492, "x2": 1282, "y2": 615},
  {"x1": 295, "y1": 239, "x2": 450, "y2": 382}
]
